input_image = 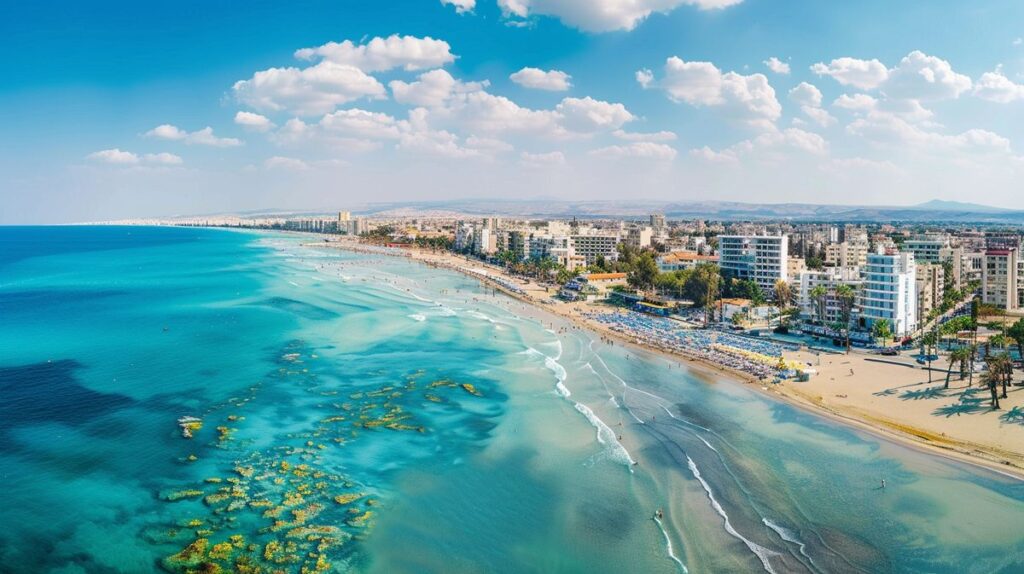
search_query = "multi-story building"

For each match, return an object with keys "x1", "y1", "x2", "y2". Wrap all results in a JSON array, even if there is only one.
[
  {"x1": 657, "y1": 252, "x2": 718, "y2": 272},
  {"x1": 825, "y1": 241, "x2": 869, "y2": 268},
  {"x1": 916, "y1": 263, "x2": 945, "y2": 320},
  {"x1": 625, "y1": 226, "x2": 653, "y2": 249},
  {"x1": 718, "y1": 235, "x2": 789, "y2": 296},
  {"x1": 473, "y1": 227, "x2": 496, "y2": 255},
  {"x1": 982, "y1": 245, "x2": 1022, "y2": 312},
  {"x1": 454, "y1": 221, "x2": 474, "y2": 251},
  {"x1": 904, "y1": 234, "x2": 950, "y2": 264},
  {"x1": 798, "y1": 267, "x2": 862, "y2": 325},
  {"x1": 860, "y1": 249, "x2": 918, "y2": 337},
  {"x1": 571, "y1": 233, "x2": 620, "y2": 266}
]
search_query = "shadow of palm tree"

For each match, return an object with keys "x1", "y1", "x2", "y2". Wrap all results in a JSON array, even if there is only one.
[
  {"x1": 933, "y1": 398, "x2": 988, "y2": 418},
  {"x1": 1000, "y1": 407, "x2": 1024, "y2": 426},
  {"x1": 873, "y1": 388, "x2": 900, "y2": 397},
  {"x1": 899, "y1": 386, "x2": 949, "y2": 401}
]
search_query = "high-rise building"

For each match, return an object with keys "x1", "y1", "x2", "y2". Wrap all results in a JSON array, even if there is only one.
[
  {"x1": 825, "y1": 242, "x2": 868, "y2": 268},
  {"x1": 798, "y1": 267, "x2": 862, "y2": 325},
  {"x1": 916, "y1": 263, "x2": 945, "y2": 320},
  {"x1": 625, "y1": 226, "x2": 653, "y2": 249},
  {"x1": 571, "y1": 233, "x2": 620, "y2": 266},
  {"x1": 860, "y1": 249, "x2": 918, "y2": 337},
  {"x1": 905, "y1": 234, "x2": 951, "y2": 264},
  {"x1": 982, "y1": 244, "x2": 1022, "y2": 312},
  {"x1": 718, "y1": 235, "x2": 789, "y2": 296}
]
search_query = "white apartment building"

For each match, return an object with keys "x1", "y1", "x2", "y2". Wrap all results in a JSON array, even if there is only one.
[
  {"x1": 905, "y1": 235, "x2": 950, "y2": 264},
  {"x1": 473, "y1": 227, "x2": 496, "y2": 255},
  {"x1": 625, "y1": 226, "x2": 653, "y2": 249},
  {"x1": 860, "y1": 249, "x2": 918, "y2": 337},
  {"x1": 571, "y1": 233, "x2": 620, "y2": 266},
  {"x1": 798, "y1": 267, "x2": 862, "y2": 324},
  {"x1": 718, "y1": 235, "x2": 789, "y2": 296},
  {"x1": 454, "y1": 221, "x2": 474, "y2": 251}
]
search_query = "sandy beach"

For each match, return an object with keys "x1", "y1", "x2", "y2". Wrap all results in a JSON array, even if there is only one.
[{"x1": 311, "y1": 238, "x2": 1024, "y2": 480}]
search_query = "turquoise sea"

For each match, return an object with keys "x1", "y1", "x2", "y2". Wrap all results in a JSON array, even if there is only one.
[{"x1": 0, "y1": 226, "x2": 1022, "y2": 574}]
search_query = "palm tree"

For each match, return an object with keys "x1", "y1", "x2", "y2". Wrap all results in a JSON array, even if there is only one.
[
  {"x1": 966, "y1": 344, "x2": 977, "y2": 387},
  {"x1": 810, "y1": 285, "x2": 827, "y2": 326},
  {"x1": 979, "y1": 369, "x2": 1001, "y2": 410},
  {"x1": 774, "y1": 279, "x2": 792, "y2": 309},
  {"x1": 835, "y1": 284, "x2": 856, "y2": 353},
  {"x1": 922, "y1": 331, "x2": 938, "y2": 384},
  {"x1": 990, "y1": 353, "x2": 1013, "y2": 400},
  {"x1": 945, "y1": 348, "x2": 967, "y2": 389}
]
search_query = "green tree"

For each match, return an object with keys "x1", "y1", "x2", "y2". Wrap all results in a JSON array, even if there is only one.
[
  {"x1": 872, "y1": 319, "x2": 892, "y2": 347},
  {"x1": 1008, "y1": 318, "x2": 1024, "y2": 361},
  {"x1": 685, "y1": 263, "x2": 721, "y2": 325},
  {"x1": 835, "y1": 284, "x2": 857, "y2": 353},
  {"x1": 627, "y1": 253, "x2": 660, "y2": 292},
  {"x1": 774, "y1": 279, "x2": 793, "y2": 309},
  {"x1": 809, "y1": 285, "x2": 828, "y2": 326}
]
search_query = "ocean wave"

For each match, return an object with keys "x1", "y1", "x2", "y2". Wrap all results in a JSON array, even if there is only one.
[
  {"x1": 763, "y1": 518, "x2": 815, "y2": 567},
  {"x1": 654, "y1": 515, "x2": 690, "y2": 573},
  {"x1": 574, "y1": 402, "x2": 635, "y2": 470},
  {"x1": 687, "y1": 456, "x2": 779, "y2": 573}
]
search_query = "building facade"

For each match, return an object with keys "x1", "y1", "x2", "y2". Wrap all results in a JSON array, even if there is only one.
[
  {"x1": 860, "y1": 250, "x2": 918, "y2": 337},
  {"x1": 718, "y1": 235, "x2": 789, "y2": 296}
]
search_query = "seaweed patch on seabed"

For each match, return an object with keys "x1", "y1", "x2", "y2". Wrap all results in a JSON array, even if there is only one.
[{"x1": 157, "y1": 343, "x2": 488, "y2": 574}]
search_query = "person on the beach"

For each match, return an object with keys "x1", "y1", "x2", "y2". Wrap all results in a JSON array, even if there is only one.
[{"x1": 881, "y1": 479, "x2": 886, "y2": 489}]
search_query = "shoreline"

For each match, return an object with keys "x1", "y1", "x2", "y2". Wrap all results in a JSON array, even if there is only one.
[{"x1": 307, "y1": 238, "x2": 1024, "y2": 482}]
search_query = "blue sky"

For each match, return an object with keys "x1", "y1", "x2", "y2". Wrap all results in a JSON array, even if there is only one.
[{"x1": 2, "y1": 0, "x2": 1024, "y2": 222}]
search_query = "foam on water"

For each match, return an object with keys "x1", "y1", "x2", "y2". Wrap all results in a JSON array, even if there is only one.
[
  {"x1": 687, "y1": 456, "x2": 779, "y2": 574},
  {"x1": 763, "y1": 518, "x2": 815, "y2": 568},
  {"x1": 408, "y1": 314, "x2": 427, "y2": 322},
  {"x1": 574, "y1": 402, "x2": 636, "y2": 470},
  {"x1": 654, "y1": 515, "x2": 690, "y2": 573}
]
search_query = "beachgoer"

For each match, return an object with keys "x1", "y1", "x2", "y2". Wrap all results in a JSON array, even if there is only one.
[{"x1": 881, "y1": 479, "x2": 886, "y2": 489}]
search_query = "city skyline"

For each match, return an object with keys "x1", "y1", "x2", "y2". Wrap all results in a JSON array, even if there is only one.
[{"x1": 4, "y1": 0, "x2": 1024, "y2": 223}]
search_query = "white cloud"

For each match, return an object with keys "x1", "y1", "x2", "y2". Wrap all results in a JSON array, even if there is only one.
[
  {"x1": 692, "y1": 128, "x2": 828, "y2": 163},
  {"x1": 319, "y1": 109, "x2": 403, "y2": 140},
  {"x1": 813, "y1": 51, "x2": 971, "y2": 101},
  {"x1": 764, "y1": 57, "x2": 790, "y2": 75},
  {"x1": 87, "y1": 149, "x2": 183, "y2": 166},
  {"x1": 441, "y1": 0, "x2": 476, "y2": 13},
  {"x1": 788, "y1": 82, "x2": 835, "y2": 127},
  {"x1": 832, "y1": 93, "x2": 878, "y2": 112},
  {"x1": 234, "y1": 111, "x2": 275, "y2": 132},
  {"x1": 233, "y1": 61, "x2": 386, "y2": 116},
  {"x1": 555, "y1": 96, "x2": 633, "y2": 131},
  {"x1": 811, "y1": 57, "x2": 889, "y2": 90},
  {"x1": 510, "y1": 67, "x2": 573, "y2": 91},
  {"x1": 1014, "y1": 38, "x2": 1023, "y2": 47},
  {"x1": 143, "y1": 152, "x2": 184, "y2": 165},
  {"x1": 389, "y1": 69, "x2": 487, "y2": 108},
  {"x1": 591, "y1": 142, "x2": 677, "y2": 160},
  {"x1": 87, "y1": 149, "x2": 140, "y2": 165},
  {"x1": 847, "y1": 113, "x2": 1012, "y2": 156},
  {"x1": 497, "y1": 0, "x2": 744, "y2": 33},
  {"x1": 437, "y1": 91, "x2": 564, "y2": 137},
  {"x1": 636, "y1": 69, "x2": 654, "y2": 88},
  {"x1": 294, "y1": 35, "x2": 455, "y2": 72},
  {"x1": 519, "y1": 150, "x2": 566, "y2": 167},
  {"x1": 264, "y1": 156, "x2": 309, "y2": 170},
  {"x1": 612, "y1": 129, "x2": 677, "y2": 142},
  {"x1": 884, "y1": 51, "x2": 971, "y2": 101},
  {"x1": 973, "y1": 69, "x2": 1024, "y2": 103},
  {"x1": 145, "y1": 124, "x2": 242, "y2": 147},
  {"x1": 646, "y1": 57, "x2": 781, "y2": 129}
]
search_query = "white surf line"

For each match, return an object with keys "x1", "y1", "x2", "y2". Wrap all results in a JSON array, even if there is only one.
[
  {"x1": 687, "y1": 456, "x2": 780, "y2": 574},
  {"x1": 287, "y1": 280, "x2": 300, "y2": 287},
  {"x1": 762, "y1": 518, "x2": 819, "y2": 572},
  {"x1": 654, "y1": 516, "x2": 690, "y2": 573}
]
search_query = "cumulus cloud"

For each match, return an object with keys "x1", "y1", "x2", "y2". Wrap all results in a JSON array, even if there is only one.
[
  {"x1": 497, "y1": 0, "x2": 744, "y2": 32},
  {"x1": 555, "y1": 96, "x2": 633, "y2": 131},
  {"x1": 764, "y1": 57, "x2": 790, "y2": 75},
  {"x1": 294, "y1": 35, "x2": 455, "y2": 72},
  {"x1": 612, "y1": 129, "x2": 677, "y2": 142},
  {"x1": 692, "y1": 128, "x2": 827, "y2": 163},
  {"x1": 642, "y1": 57, "x2": 781, "y2": 129},
  {"x1": 234, "y1": 111, "x2": 275, "y2": 132},
  {"x1": 145, "y1": 124, "x2": 242, "y2": 147},
  {"x1": 590, "y1": 142, "x2": 677, "y2": 160},
  {"x1": 973, "y1": 69, "x2": 1024, "y2": 103},
  {"x1": 233, "y1": 61, "x2": 386, "y2": 116},
  {"x1": 832, "y1": 94, "x2": 935, "y2": 125},
  {"x1": 788, "y1": 82, "x2": 835, "y2": 127},
  {"x1": 510, "y1": 67, "x2": 572, "y2": 91},
  {"x1": 813, "y1": 51, "x2": 971, "y2": 101},
  {"x1": 636, "y1": 69, "x2": 654, "y2": 88},
  {"x1": 441, "y1": 0, "x2": 476, "y2": 13},
  {"x1": 884, "y1": 51, "x2": 971, "y2": 101},
  {"x1": 389, "y1": 69, "x2": 488, "y2": 108},
  {"x1": 319, "y1": 109, "x2": 403, "y2": 140},
  {"x1": 847, "y1": 113, "x2": 1011, "y2": 156},
  {"x1": 811, "y1": 57, "x2": 889, "y2": 90},
  {"x1": 87, "y1": 149, "x2": 183, "y2": 166}
]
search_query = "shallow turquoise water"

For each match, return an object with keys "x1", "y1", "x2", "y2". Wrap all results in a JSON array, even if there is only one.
[{"x1": 0, "y1": 226, "x2": 1022, "y2": 574}]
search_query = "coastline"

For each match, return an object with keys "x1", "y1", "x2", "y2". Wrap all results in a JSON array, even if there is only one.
[{"x1": 307, "y1": 238, "x2": 1024, "y2": 481}]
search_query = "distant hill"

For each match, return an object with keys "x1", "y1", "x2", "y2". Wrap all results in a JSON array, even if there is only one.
[{"x1": 908, "y1": 199, "x2": 1012, "y2": 214}]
